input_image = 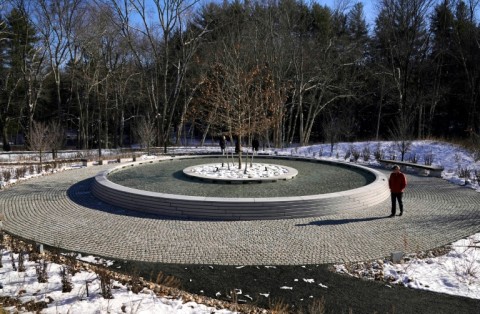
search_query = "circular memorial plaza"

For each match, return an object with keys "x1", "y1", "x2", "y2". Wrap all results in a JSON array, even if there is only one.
[{"x1": 0, "y1": 157, "x2": 479, "y2": 265}]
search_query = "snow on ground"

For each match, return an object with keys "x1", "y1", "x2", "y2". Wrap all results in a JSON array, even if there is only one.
[
  {"x1": 383, "y1": 233, "x2": 480, "y2": 299},
  {"x1": 1, "y1": 140, "x2": 480, "y2": 312},
  {"x1": 0, "y1": 250, "x2": 237, "y2": 314},
  {"x1": 279, "y1": 140, "x2": 480, "y2": 192},
  {"x1": 335, "y1": 232, "x2": 480, "y2": 300}
]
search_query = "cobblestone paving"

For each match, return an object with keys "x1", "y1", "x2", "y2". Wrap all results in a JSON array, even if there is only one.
[{"x1": 1, "y1": 164, "x2": 479, "y2": 265}]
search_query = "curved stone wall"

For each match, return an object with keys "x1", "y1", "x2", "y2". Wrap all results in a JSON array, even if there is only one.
[{"x1": 91, "y1": 155, "x2": 390, "y2": 220}]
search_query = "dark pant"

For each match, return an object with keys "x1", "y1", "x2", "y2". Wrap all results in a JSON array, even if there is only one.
[{"x1": 391, "y1": 192, "x2": 404, "y2": 215}]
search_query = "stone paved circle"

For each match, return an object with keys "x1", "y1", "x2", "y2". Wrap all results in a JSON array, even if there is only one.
[{"x1": 1, "y1": 162, "x2": 480, "y2": 265}]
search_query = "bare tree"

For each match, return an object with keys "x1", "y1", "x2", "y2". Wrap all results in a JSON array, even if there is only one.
[
  {"x1": 285, "y1": 3, "x2": 359, "y2": 146},
  {"x1": 36, "y1": 0, "x2": 86, "y2": 122},
  {"x1": 28, "y1": 121, "x2": 50, "y2": 165},
  {"x1": 374, "y1": 0, "x2": 434, "y2": 137},
  {"x1": 322, "y1": 106, "x2": 357, "y2": 156},
  {"x1": 389, "y1": 114, "x2": 414, "y2": 161},
  {"x1": 48, "y1": 121, "x2": 65, "y2": 159},
  {"x1": 106, "y1": 0, "x2": 204, "y2": 153},
  {"x1": 135, "y1": 118, "x2": 156, "y2": 156}
]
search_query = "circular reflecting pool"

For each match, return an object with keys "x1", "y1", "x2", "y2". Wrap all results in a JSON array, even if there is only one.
[{"x1": 107, "y1": 157, "x2": 375, "y2": 198}]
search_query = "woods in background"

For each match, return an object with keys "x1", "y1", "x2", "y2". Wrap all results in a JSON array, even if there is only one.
[{"x1": 0, "y1": 0, "x2": 479, "y2": 152}]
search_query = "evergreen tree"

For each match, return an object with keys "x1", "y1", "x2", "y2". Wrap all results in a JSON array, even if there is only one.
[{"x1": 7, "y1": 7, "x2": 40, "y2": 144}]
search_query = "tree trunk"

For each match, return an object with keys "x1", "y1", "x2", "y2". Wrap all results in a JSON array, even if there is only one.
[
  {"x1": 200, "y1": 123, "x2": 210, "y2": 146},
  {"x1": 237, "y1": 135, "x2": 242, "y2": 169},
  {"x1": 298, "y1": 94, "x2": 304, "y2": 146},
  {"x1": 1, "y1": 123, "x2": 11, "y2": 151},
  {"x1": 376, "y1": 78, "x2": 385, "y2": 141}
]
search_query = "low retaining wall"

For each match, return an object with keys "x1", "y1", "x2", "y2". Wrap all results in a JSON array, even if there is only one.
[
  {"x1": 378, "y1": 159, "x2": 444, "y2": 178},
  {"x1": 91, "y1": 156, "x2": 390, "y2": 220}
]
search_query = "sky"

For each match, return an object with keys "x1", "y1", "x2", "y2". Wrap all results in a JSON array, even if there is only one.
[
  {"x1": 319, "y1": 0, "x2": 377, "y2": 27},
  {"x1": 1, "y1": 139, "x2": 480, "y2": 312}
]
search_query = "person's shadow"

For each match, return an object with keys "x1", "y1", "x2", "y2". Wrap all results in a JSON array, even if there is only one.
[{"x1": 296, "y1": 215, "x2": 389, "y2": 227}]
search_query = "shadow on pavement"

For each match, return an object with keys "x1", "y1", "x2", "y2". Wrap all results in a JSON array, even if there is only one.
[
  {"x1": 296, "y1": 215, "x2": 389, "y2": 227},
  {"x1": 66, "y1": 178, "x2": 165, "y2": 219}
]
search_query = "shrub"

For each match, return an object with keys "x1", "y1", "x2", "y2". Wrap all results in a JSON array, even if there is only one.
[
  {"x1": 36, "y1": 259, "x2": 49, "y2": 283},
  {"x1": 9, "y1": 237, "x2": 19, "y2": 253},
  {"x1": 2, "y1": 170, "x2": 11, "y2": 182},
  {"x1": 351, "y1": 147, "x2": 360, "y2": 162},
  {"x1": 457, "y1": 167, "x2": 471, "y2": 180},
  {"x1": 317, "y1": 146, "x2": 323, "y2": 157},
  {"x1": 475, "y1": 170, "x2": 480, "y2": 185},
  {"x1": 408, "y1": 153, "x2": 418, "y2": 164},
  {"x1": 307, "y1": 296, "x2": 326, "y2": 314},
  {"x1": 15, "y1": 167, "x2": 27, "y2": 179},
  {"x1": 63, "y1": 252, "x2": 80, "y2": 275},
  {"x1": 473, "y1": 149, "x2": 480, "y2": 162},
  {"x1": 10, "y1": 252, "x2": 16, "y2": 271},
  {"x1": 156, "y1": 271, "x2": 181, "y2": 289},
  {"x1": 362, "y1": 145, "x2": 371, "y2": 162},
  {"x1": 269, "y1": 298, "x2": 289, "y2": 313},
  {"x1": 129, "y1": 270, "x2": 143, "y2": 294},
  {"x1": 96, "y1": 267, "x2": 114, "y2": 299},
  {"x1": 389, "y1": 150, "x2": 396, "y2": 160},
  {"x1": 61, "y1": 266, "x2": 73, "y2": 293},
  {"x1": 424, "y1": 153, "x2": 434, "y2": 165},
  {"x1": 18, "y1": 250, "x2": 26, "y2": 272},
  {"x1": 373, "y1": 143, "x2": 384, "y2": 160}
]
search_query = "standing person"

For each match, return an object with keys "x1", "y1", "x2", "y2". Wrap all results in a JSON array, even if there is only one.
[
  {"x1": 388, "y1": 165, "x2": 407, "y2": 217},
  {"x1": 219, "y1": 135, "x2": 226, "y2": 155},
  {"x1": 252, "y1": 138, "x2": 259, "y2": 154},
  {"x1": 235, "y1": 137, "x2": 240, "y2": 154}
]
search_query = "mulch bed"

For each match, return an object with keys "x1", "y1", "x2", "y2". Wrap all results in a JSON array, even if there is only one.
[{"x1": 115, "y1": 260, "x2": 480, "y2": 314}]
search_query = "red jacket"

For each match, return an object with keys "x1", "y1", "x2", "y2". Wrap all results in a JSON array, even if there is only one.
[{"x1": 389, "y1": 172, "x2": 407, "y2": 193}]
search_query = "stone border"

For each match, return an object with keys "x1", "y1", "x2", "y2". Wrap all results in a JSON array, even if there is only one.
[
  {"x1": 378, "y1": 159, "x2": 444, "y2": 178},
  {"x1": 182, "y1": 163, "x2": 298, "y2": 183},
  {"x1": 92, "y1": 156, "x2": 390, "y2": 220}
]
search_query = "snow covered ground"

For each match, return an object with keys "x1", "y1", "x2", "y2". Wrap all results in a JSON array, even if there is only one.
[
  {"x1": 334, "y1": 233, "x2": 480, "y2": 300},
  {"x1": 0, "y1": 248, "x2": 238, "y2": 314},
  {"x1": 382, "y1": 234, "x2": 480, "y2": 299},
  {"x1": 0, "y1": 140, "x2": 479, "y2": 312}
]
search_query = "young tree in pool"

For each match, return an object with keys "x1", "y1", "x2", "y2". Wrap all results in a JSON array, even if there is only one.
[{"x1": 198, "y1": 61, "x2": 285, "y2": 169}]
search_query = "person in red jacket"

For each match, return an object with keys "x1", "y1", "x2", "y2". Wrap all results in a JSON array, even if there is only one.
[{"x1": 388, "y1": 165, "x2": 407, "y2": 217}]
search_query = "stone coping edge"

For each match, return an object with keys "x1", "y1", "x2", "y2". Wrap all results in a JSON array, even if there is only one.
[{"x1": 92, "y1": 155, "x2": 390, "y2": 220}]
